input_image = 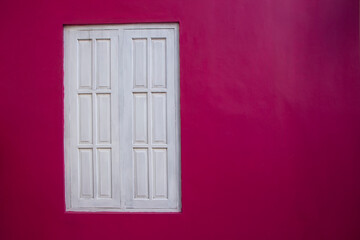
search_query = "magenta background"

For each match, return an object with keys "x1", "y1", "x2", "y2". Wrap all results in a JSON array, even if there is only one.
[{"x1": 1, "y1": 0, "x2": 360, "y2": 239}]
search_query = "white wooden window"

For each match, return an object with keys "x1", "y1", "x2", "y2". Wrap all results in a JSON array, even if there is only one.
[{"x1": 64, "y1": 24, "x2": 180, "y2": 212}]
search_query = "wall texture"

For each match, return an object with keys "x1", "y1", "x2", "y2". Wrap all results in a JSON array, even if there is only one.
[{"x1": 0, "y1": 0, "x2": 360, "y2": 239}]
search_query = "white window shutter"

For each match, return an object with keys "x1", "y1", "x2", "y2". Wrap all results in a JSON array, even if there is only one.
[
  {"x1": 121, "y1": 28, "x2": 179, "y2": 210},
  {"x1": 65, "y1": 29, "x2": 121, "y2": 209},
  {"x1": 65, "y1": 24, "x2": 180, "y2": 212}
]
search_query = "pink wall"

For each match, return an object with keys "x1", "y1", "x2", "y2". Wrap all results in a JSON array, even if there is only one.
[{"x1": 1, "y1": 0, "x2": 360, "y2": 239}]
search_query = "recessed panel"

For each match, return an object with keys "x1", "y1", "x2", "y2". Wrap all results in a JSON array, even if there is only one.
[
  {"x1": 151, "y1": 39, "x2": 166, "y2": 88},
  {"x1": 97, "y1": 94, "x2": 111, "y2": 144},
  {"x1": 78, "y1": 94, "x2": 93, "y2": 144},
  {"x1": 79, "y1": 149, "x2": 94, "y2": 198},
  {"x1": 152, "y1": 93, "x2": 167, "y2": 144},
  {"x1": 133, "y1": 39, "x2": 147, "y2": 88},
  {"x1": 152, "y1": 149, "x2": 168, "y2": 199},
  {"x1": 133, "y1": 149, "x2": 149, "y2": 199},
  {"x1": 133, "y1": 93, "x2": 148, "y2": 144},
  {"x1": 97, "y1": 149, "x2": 112, "y2": 198},
  {"x1": 78, "y1": 40, "x2": 92, "y2": 89},
  {"x1": 96, "y1": 39, "x2": 111, "y2": 89}
]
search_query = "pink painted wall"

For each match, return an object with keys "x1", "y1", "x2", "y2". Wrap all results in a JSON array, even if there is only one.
[{"x1": 1, "y1": 0, "x2": 360, "y2": 239}]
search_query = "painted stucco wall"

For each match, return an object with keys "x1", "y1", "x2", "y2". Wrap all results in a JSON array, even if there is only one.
[{"x1": 0, "y1": 0, "x2": 360, "y2": 239}]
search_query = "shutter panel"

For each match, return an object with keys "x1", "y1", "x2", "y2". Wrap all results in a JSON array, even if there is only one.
[
  {"x1": 121, "y1": 29, "x2": 180, "y2": 209},
  {"x1": 65, "y1": 29, "x2": 121, "y2": 209}
]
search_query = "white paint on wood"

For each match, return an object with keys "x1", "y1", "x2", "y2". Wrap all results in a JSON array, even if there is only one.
[
  {"x1": 133, "y1": 93, "x2": 148, "y2": 144},
  {"x1": 64, "y1": 24, "x2": 180, "y2": 212},
  {"x1": 79, "y1": 149, "x2": 94, "y2": 198},
  {"x1": 133, "y1": 149, "x2": 149, "y2": 199},
  {"x1": 152, "y1": 148, "x2": 168, "y2": 199},
  {"x1": 151, "y1": 39, "x2": 166, "y2": 88},
  {"x1": 98, "y1": 148, "x2": 112, "y2": 198},
  {"x1": 133, "y1": 39, "x2": 147, "y2": 88},
  {"x1": 65, "y1": 29, "x2": 121, "y2": 209},
  {"x1": 152, "y1": 93, "x2": 167, "y2": 144},
  {"x1": 78, "y1": 94, "x2": 93, "y2": 144},
  {"x1": 78, "y1": 40, "x2": 92, "y2": 89},
  {"x1": 97, "y1": 94, "x2": 111, "y2": 144},
  {"x1": 96, "y1": 39, "x2": 111, "y2": 89},
  {"x1": 122, "y1": 27, "x2": 179, "y2": 210}
]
